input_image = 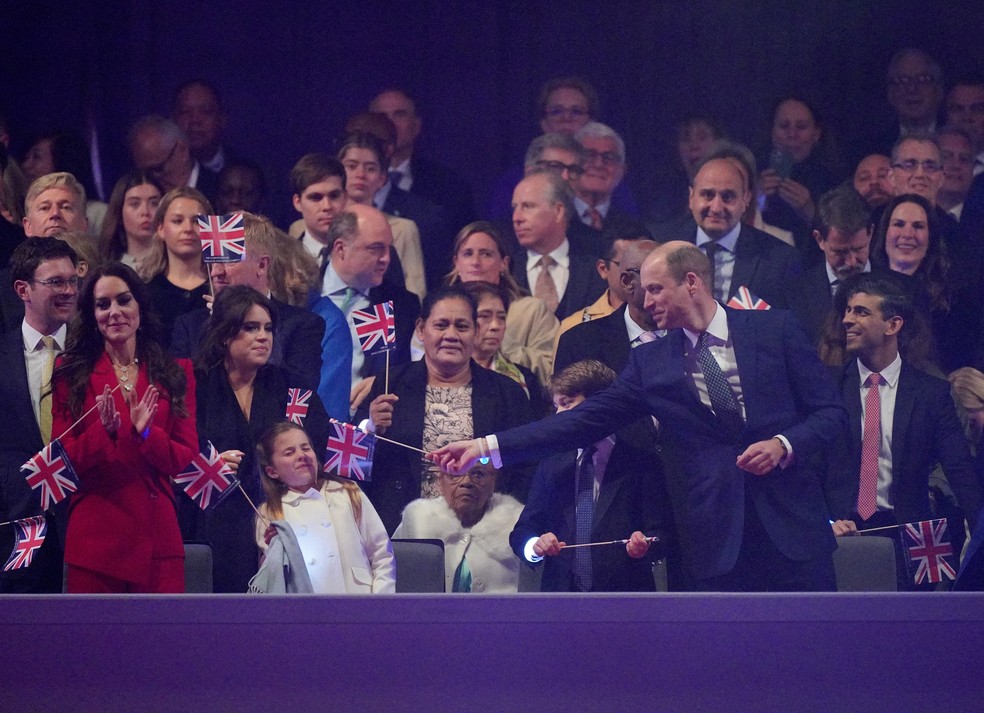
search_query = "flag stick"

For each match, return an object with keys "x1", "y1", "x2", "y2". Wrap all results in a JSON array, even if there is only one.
[
  {"x1": 0, "y1": 518, "x2": 37, "y2": 529},
  {"x1": 237, "y1": 482, "x2": 269, "y2": 527},
  {"x1": 561, "y1": 536, "x2": 659, "y2": 550},
  {"x1": 52, "y1": 383, "x2": 123, "y2": 443},
  {"x1": 329, "y1": 418, "x2": 428, "y2": 455},
  {"x1": 385, "y1": 349, "x2": 390, "y2": 394}
]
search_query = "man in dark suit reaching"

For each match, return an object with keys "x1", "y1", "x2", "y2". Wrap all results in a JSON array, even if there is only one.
[{"x1": 435, "y1": 241, "x2": 848, "y2": 591}]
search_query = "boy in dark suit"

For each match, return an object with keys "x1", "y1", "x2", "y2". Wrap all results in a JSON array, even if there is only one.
[{"x1": 510, "y1": 360, "x2": 669, "y2": 592}]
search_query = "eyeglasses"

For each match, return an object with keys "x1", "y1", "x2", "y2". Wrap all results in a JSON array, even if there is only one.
[
  {"x1": 606, "y1": 259, "x2": 640, "y2": 277},
  {"x1": 534, "y1": 159, "x2": 585, "y2": 177},
  {"x1": 31, "y1": 276, "x2": 80, "y2": 293},
  {"x1": 147, "y1": 141, "x2": 178, "y2": 175},
  {"x1": 544, "y1": 105, "x2": 588, "y2": 119},
  {"x1": 892, "y1": 159, "x2": 942, "y2": 174},
  {"x1": 583, "y1": 149, "x2": 623, "y2": 166},
  {"x1": 888, "y1": 74, "x2": 937, "y2": 88},
  {"x1": 445, "y1": 469, "x2": 493, "y2": 482}
]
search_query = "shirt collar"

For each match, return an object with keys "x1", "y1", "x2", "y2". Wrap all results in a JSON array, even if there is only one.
[
  {"x1": 623, "y1": 306, "x2": 648, "y2": 342},
  {"x1": 526, "y1": 238, "x2": 570, "y2": 270},
  {"x1": 824, "y1": 261, "x2": 872, "y2": 285},
  {"x1": 22, "y1": 320, "x2": 67, "y2": 351},
  {"x1": 573, "y1": 195, "x2": 611, "y2": 222},
  {"x1": 301, "y1": 230, "x2": 328, "y2": 259},
  {"x1": 373, "y1": 178, "x2": 393, "y2": 210},
  {"x1": 282, "y1": 486, "x2": 323, "y2": 506},
  {"x1": 695, "y1": 223, "x2": 741, "y2": 252},
  {"x1": 188, "y1": 161, "x2": 201, "y2": 189},
  {"x1": 683, "y1": 301, "x2": 728, "y2": 348},
  {"x1": 323, "y1": 262, "x2": 368, "y2": 299},
  {"x1": 857, "y1": 352, "x2": 902, "y2": 388}
]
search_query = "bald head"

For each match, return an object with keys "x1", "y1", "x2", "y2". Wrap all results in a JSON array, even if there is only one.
[
  {"x1": 619, "y1": 239, "x2": 659, "y2": 322},
  {"x1": 689, "y1": 158, "x2": 751, "y2": 239},
  {"x1": 328, "y1": 203, "x2": 393, "y2": 291}
]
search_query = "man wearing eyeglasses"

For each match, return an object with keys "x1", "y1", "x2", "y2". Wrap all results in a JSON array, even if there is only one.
[
  {"x1": 885, "y1": 49, "x2": 944, "y2": 143},
  {"x1": 128, "y1": 115, "x2": 217, "y2": 203},
  {"x1": 0, "y1": 238, "x2": 79, "y2": 593}
]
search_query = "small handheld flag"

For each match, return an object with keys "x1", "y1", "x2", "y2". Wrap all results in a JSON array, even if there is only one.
[
  {"x1": 901, "y1": 518, "x2": 956, "y2": 584},
  {"x1": 198, "y1": 213, "x2": 246, "y2": 263},
  {"x1": 726, "y1": 285, "x2": 771, "y2": 310},
  {"x1": 3, "y1": 516, "x2": 47, "y2": 571},
  {"x1": 352, "y1": 301, "x2": 396, "y2": 355},
  {"x1": 174, "y1": 441, "x2": 239, "y2": 510},
  {"x1": 325, "y1": 422, "x2": 374, "y2": 481},
  {"x1": 22, "y1": 439, "x2": 79, "y2": 510},
  {"x1": 285, "y1": 388, "x2": 313, "y2": 426}
]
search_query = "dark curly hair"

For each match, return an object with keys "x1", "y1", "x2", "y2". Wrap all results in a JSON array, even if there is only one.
[{"x1": 53, "y1": 262, "x2": 188, "y2": 419}]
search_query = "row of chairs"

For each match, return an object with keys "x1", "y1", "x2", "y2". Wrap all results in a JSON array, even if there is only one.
[{"x1": 181, "y1": 536, "x2": 898, "y2": 594}]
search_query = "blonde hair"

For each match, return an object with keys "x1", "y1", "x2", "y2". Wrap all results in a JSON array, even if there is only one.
[
  {"x1": 445, "y1": 221, "x2": 526, "y2": 301},
  {"x1": 24, "y1": 171, "x2": 86, "y2": 216},
  {"x1": 950, "y1": 367, "x2": 984, "y2": 452},
  {"x1": 256, "y1": 421, "x2": 363, "y2": 523}
]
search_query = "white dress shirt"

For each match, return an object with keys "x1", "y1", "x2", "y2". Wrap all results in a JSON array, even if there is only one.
[
  {"x1": 573, "y1": 195, "x2": 611, "y2": 227},
  {"x1": 695, "y1": 224, "x2": 740, "y2": 302},
  {"x1": 301, "y1": 230, "x2": 328, "y2": 262}
]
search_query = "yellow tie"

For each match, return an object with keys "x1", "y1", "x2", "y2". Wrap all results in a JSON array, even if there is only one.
[{"x1": 39, "y1": 336, "x2": 56, "y2": 444}]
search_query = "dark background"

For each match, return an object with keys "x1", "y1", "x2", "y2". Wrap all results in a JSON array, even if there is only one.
[{"x1": 3, "y1": 0, "x2": 983, "y2": 225}]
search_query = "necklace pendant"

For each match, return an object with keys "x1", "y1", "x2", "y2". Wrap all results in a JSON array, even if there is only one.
[{"x1": 123, "y1": 383, "x2": 133, "y2": 392}]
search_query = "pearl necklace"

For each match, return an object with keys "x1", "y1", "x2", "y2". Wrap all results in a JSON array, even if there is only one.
[{"x1": 112, "y1": 357, "x2": 139, "y2": 392}]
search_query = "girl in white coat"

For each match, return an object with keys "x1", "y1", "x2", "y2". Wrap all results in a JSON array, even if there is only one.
[{"x1": 255, "y1": 422, "x2": 395, "y2": 593}]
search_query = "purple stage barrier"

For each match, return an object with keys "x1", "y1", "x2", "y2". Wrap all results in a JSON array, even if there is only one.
[{"x1": 2, "y1": 593, "x2": 982, "y2": 712}]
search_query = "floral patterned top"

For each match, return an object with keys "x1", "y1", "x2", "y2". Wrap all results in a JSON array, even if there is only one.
[{"x1": 420, "y1": 384, "x2": 474, "y2": 498}]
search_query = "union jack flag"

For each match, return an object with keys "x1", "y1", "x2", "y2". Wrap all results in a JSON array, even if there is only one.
[
  {"x1": 726, "y1": 285, "x2": 771, "y2": 310},
  {"x1": 197, "y1": 213, "x2": 246, "y2": 263},
  {"x1": 3, "y1": 516, "x2": 47, "y2": 571},
  {"x1": 901, "y1": 518, "x2": 956, "y2": 584},
  {"x1": 352, "y1": 301, "x2": 396, "y2": 355},
  {"x1": 325, "y1": 421, "x2": 374, "y2": 481},
  {"x1": 22, "y1": 439, "x2": 78, "y2": 510},
  {"x1": 174, "y1": 441, "x2": 239, "y2": 510},
  {"x1": 285, "y1": 388, "x2": 313, "y2": 425}
]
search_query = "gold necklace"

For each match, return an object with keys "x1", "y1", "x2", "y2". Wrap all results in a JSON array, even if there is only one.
[{"x1": 111, "y1": 357, "x2": 139, "y2": 392}]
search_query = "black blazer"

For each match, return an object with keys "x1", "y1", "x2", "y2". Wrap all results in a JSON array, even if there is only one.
[
  {"x1": 407, "y1": 155, "x2": 475, "y2": 235},
  {"x1": 511, "y1": 245, "x2": 607, "y2": 321},
  {"x1": 381, "y1": 184, "x2": 452, "y2": 291},
  {"x1": 188, "y1": 362, "x2": 331, "y2": 593},
  {"x1": 0, "y1": 329, "x2": 66, "y2": 592},
  {"x1": 555, "y1": 304, "x2": 632, "y2": 374},
  {"x1": 672, "y1": 220, "x2": 802, "y2": 309},
  {"x1": 171, "y1": 297, "x2": 326, "y2": 390},
  {"x1": 355, "y1": 360, "x2": 533, "y2": 533},
  {"x1": 510, "y1": 429, "x2": 667, "y2": 592},
  {"x1": 363, "y1": 279, "x2": 422, "y2": 378},
  {"x1": 833, "y1": 359, "x2": 983, "y2": 528}
]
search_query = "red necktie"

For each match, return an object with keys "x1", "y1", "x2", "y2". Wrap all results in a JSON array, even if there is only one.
[
  {"x1": 857, "y1": 373, "x2": 881, "y2": 519},
  {"x1": 587, "y1": 208, "x2": 602, "y2": 230}
]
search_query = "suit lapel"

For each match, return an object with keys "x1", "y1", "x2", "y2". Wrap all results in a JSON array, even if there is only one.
[
  {"x1": 842, "y1": 361, "x2": 863, "y2": 467},
  {"x1": 4, "y1": 331, "x2": 44, "y2": 447},
  {"x1": 892, "y1": 363, "x2": 916, "y2": 471},
  {"x1": 592, "y1": 439, "x2": 625, "y2": 530},
  {"x1": 725, "y1": 309, "x2": 755, "y2": 430},
  {"x1": 730, "y1": 226, "x2": 759, "y2": 299}
]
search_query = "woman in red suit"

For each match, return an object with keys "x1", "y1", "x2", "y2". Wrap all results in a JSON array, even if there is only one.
[{"x1": 52, "y1": 262, "x2": 198, "y2": 593}]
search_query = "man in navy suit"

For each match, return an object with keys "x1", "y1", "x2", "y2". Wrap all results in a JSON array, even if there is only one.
[
  {"x1": 0, "y1": 238, "x2": 79, "y2": 592},
  {"x1": 829, "y1": 274, "x2": 982, "y2": 541},
  {"x1": 170, "y1": 211, "x2": 326, "y2": 391},
  {"x1": 671, "y1": 156, "x2": 801, "y2": 309},
  {"x1": 436, "y1": 241, "x2": 848, "y2": 591},
  {"x1": 510, "y1": 171, "x2": 606, "y2": 321}
]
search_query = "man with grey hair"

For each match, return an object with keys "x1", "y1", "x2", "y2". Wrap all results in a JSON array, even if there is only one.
[
  {"x1": 128, "y1": 115, "x2": 217, "y2": 201},
  {"x1": 22, "y1": 172, "x2": 88, "y2": 237},
  {"x1": 510, "y1": 171, "x2": 606, "y2": 320},
  {"x1": 865, "y1": 48, "x2": 945, "y2": 157}
]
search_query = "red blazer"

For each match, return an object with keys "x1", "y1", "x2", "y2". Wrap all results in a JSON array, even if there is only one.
[{"x1": 53, "y1": 354, "x2": 198, "y2": 585}]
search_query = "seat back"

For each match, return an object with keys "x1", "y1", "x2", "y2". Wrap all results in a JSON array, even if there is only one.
[
  {"x1": 832, "y1": 536, "x2": 898, "y2": 592},
  {"x1": 391, "y1": 538, "x2": 445, "y2": 593},
  {"x1": 183, "y1": 543, "x2": 214, "y2": 594}
]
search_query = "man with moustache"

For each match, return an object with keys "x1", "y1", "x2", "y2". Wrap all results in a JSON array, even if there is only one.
[{"x1": 853, "y1": 154, "x2": 894, "y2": 211}]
